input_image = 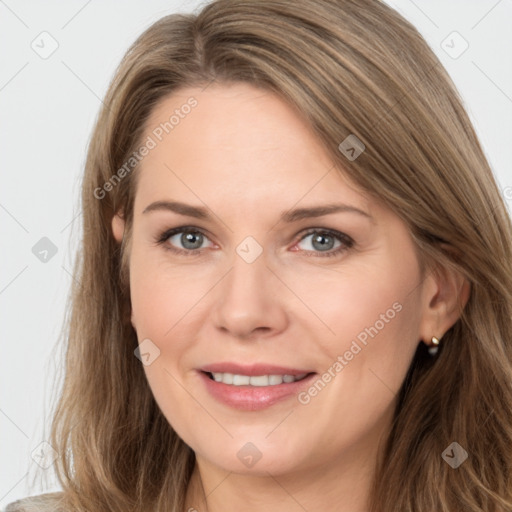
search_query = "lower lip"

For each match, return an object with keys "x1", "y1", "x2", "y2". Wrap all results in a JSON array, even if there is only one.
[{"x1": 197, "y1": 371, "x2": 317, "y2": 411}]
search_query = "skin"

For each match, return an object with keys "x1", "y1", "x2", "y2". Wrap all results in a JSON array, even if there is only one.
[{"x1": 112, "y1": 82, "x2": 469, "y2": 512}]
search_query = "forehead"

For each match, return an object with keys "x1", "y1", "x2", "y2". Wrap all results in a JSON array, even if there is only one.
[{"x1": 134, "y1": 82, "x2": 371, "y2": 215}]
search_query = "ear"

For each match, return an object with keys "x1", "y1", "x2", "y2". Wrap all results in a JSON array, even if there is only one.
[
  {"x1": 418, "y1": 257, "x2": 471, "y2": 343},
  {"x1": 112, "y1": 211, "x2": 125, "y2": 244},
  {"x1": 111, "y1": 211, "x2": 136, "y2": 330}
]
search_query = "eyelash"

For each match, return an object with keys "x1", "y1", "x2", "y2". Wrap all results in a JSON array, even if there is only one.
[{"x1": 154, "y1": 226, "x2": 354, "y2": 258}]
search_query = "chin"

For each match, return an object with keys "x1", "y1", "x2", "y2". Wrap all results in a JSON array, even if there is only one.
[{"x1": 194, "y1": 438, "x2": 308, "y2": 476}]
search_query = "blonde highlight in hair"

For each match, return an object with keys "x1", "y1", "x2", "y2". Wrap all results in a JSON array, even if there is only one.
[{"x1": 17, "y1": 1, "x2": 512, "y2": 511}]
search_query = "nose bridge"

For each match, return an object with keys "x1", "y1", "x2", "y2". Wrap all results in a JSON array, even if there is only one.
[
  {"x1": 224, "y1": 238, "x2": 270, "y2": 304},
  {"x1": 212, "y1": 238, "x2": 286, "y2": 338}
]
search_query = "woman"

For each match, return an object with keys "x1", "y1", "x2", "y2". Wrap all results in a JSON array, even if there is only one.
[{"x1": 6, "y1": 0, "x2": 512, "y2": 510}]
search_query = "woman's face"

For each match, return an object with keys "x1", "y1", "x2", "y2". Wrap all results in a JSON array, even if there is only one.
[{"x1": 113, "y1": 82, "x2": 432, "y2": 477}]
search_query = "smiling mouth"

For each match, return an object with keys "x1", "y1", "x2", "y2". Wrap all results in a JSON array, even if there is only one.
[{"x1": 203, "y1": 371, "x2": 314, "y2": 386}]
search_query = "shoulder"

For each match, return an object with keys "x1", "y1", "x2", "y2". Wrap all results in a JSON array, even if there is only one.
[{"x1": 3, "y1": 492, "x2": 66, "y2": 512}]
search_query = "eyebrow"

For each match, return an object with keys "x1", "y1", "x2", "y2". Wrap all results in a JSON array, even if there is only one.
[{"x1": 142, "y1": 200, "x2": 372, "y2": 222}]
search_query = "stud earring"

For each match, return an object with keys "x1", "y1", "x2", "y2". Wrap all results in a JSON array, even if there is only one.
[{"x1": 428, "y1": 336, "x2": 441, "y2": 356}]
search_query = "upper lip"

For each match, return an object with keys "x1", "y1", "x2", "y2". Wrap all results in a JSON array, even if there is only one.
[{"x1": 200, "y1": 362, "x2": 315, "y2": 377}]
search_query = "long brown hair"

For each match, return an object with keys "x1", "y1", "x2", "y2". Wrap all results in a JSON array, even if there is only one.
[{"x1": 17, "y1": 0, "x2": 512, "y2": 511}]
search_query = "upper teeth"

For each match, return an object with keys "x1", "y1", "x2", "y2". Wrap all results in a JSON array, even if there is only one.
[{"x1": 211, "y1": 373, "x2": 307, "y2": 386}]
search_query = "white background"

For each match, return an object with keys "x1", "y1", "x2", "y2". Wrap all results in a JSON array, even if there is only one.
[{"x1": 1, "y1": 0, "x2": 511, "y2": 505}]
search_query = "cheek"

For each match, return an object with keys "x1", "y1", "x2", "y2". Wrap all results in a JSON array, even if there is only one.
[
  {"x1": 293, "y1": 248, "x2": 423, "y2": 392},
  {"x1": 292, "y1": 267, "x2": 422, "y2": 453},
  {"x1": 313, "y1": 258, "x2": 422, "y2": 406},
  {"x1": 129, "y1": 252, "x2": 204, "y2": 438},
  {"x1": 290, "y1": 260, "x2": 418, "y2": 348},
  {"x1": 129, "y1": 249, "x2": 204, "y2": 339}
]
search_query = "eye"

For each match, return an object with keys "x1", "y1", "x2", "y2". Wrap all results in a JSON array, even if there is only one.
[
  {"x1": 155, "y1": 227, "x2": 214, "y2": 255},
  {"x1": 293, "y1": 228, "x2": 354, "y2": 258}
]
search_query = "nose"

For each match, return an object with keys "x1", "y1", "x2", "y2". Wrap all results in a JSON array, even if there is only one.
[{"x1": 211, "y1": 249, "x2": 288, "y2": 341}]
